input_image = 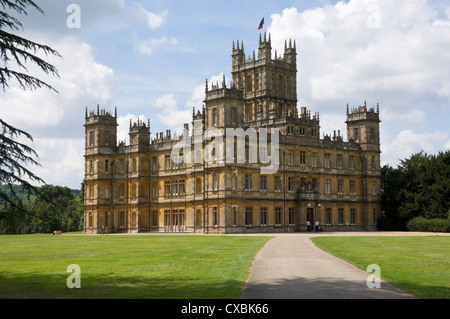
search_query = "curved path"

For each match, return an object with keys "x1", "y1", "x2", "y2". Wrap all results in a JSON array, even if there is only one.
[{"x1": 242, "y1": 232, "x2": 446, "y2": 299}]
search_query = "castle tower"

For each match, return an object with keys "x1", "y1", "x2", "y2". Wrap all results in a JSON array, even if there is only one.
[
  {"x1": 346, "y1": 101, "x2": 381, "y2": 152},
  {"x1": 230, "y1": 33, "x2": 298, "y2": 123},
  {"x1": 129, "y1": 118, "x2": 150, "y2": 153},
  {"x1": 84, "y1": 105, "x2": 118, "y2": 155},
  {"x1": 84, "y1": 106, "x2": 118, "y2": 234}
]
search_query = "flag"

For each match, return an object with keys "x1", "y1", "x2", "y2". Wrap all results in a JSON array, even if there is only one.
[{"x1": 258, "y1": 17, "x2": 264, "y2": 30}]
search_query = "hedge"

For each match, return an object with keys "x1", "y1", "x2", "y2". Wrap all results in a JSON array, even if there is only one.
[{"x1": 406, "y1": 217, "x2": 450, "y2": 233}]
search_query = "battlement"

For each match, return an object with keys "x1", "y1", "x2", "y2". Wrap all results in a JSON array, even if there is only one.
[
  {"x1": 130, "y1": 118, "x2": 150, "y2": 133},
  {"x1": 232, "y1": 32, "x2": 296, "y2": 72},
  {"x1": 85, "y1": 105, "x2": 117, "y2": 126},
  {"x1": 346, "y1": 101, "x2": 380, "y2": 123}
]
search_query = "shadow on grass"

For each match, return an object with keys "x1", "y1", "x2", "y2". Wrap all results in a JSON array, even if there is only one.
[{"x1": 0, "y1": 272, "x2": 245, "y2": 299}]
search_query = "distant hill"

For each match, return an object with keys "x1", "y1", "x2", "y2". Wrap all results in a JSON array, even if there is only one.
[{"x1": 0, "y1": 184, "x2": 81, "y2": 202}]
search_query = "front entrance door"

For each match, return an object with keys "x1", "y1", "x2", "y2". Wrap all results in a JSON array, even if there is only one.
[{"x1": 307, "y1": 208, "x2": 314, "y2": 231}]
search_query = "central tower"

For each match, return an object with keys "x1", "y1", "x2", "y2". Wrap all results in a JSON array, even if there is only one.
[{"x1": 231, "y1": 32, "x2": 298, "y2": 123}]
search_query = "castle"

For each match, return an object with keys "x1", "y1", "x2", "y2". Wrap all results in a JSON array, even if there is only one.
[{"x1": 83, "y1": 33, "x2": 382, "y2": 234}]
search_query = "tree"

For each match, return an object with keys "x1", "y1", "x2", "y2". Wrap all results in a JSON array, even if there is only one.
[
  {"x1": 0, "y1": 0, "x2": 60, "y2": 91},
  {"x1": 381, "y1": 151, "x2": 450, "y2": 230},
  {"x1": 0, "y1": 118, "x2": 44, "y2": 208},
  {"x1": 1, "y1": 0, "x2": 60, "y2": 212}
]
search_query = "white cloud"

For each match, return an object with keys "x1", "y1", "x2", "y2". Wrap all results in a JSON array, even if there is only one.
[
  {"x1": 268, "y1": 0, "x2": 450, "y2": 111},
  {"x1": 1, "y1": 35, "x2": 119, "y2": 130},
  {"x1": 0, "y1": 34, "x2": 119, "y2": 188},
  {"x1": 381, "y1": 130, "x2": 449, "y2": 167},
  {"x1": 33, "y1": 138, "x2": 85, "y2": 189},
  {"x1": 381, "y1": 108, "x2": 426, "y2": 124},
  {"x1": 116, "y1": 113, "x2": 148, "y2": 144},
  {"x1": 139, "y1": 6, "x2": 168, "y2": 30},
  {"x1": 445, "y1": 140, "x2": 450, "y2": 151},
  {"x1": 135, "y1": 36, "x2": 178, "y2": 56},
  {"x1": 152, "y1": 94, "x2": 191, "y2": 130}
]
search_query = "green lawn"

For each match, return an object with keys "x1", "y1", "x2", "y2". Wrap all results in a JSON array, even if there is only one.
[
  {"x1": 311, "y1": 236, "x2": 450, "y2": 299},
  {"x1": 0, "y1": 233, "x2": 271, "y2": 299}
]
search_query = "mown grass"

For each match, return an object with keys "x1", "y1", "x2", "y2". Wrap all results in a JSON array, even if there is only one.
[
  {"x1": 311, "y1": 236, "x2": 450, "y2": 299},
  {"x1": 0, "y1": 233, "x2": 271, "y2": 299}
]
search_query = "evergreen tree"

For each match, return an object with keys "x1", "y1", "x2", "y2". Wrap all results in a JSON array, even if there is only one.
[
  {"x1": 1, "y1": 0, "x2": 60, "y2": 91},
  {"x1": 1, "y1": 0, "x2": 60, "y2": 214}
]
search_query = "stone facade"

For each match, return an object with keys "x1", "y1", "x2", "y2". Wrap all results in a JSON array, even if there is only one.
[{"x1": 83, "y1": 33, "x2": 382, "y2": 234}]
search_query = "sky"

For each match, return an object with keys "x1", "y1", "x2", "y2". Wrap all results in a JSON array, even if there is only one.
[{"x1": 1, "y1": 0, "x2": 450, "y2": 189}]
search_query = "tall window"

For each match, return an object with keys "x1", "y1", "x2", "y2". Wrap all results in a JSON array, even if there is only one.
[
  {"x1": 260, "y1": 176, "x2": 267, "y2": 192},
  {"x1": 152, "y1": 157, "x2": 158, "y2": 171},
  {"x1": 212, "y1": 108, "x2": 218, "y2": 126},
  {"x1": 119, "y1": 211, "x2": 125, "y2": 228},
  {"x1": 152, "y1": 182, "x2": 158, "y2": 197},
  {"x1": 288, "y1": 177, "x2": 295, "y2": 192},
  {"x1": 245, "y1": 174, "x2": 252, "y2": 191},
  {"x1": 338, "y1": 208, "x2": 344, "y2": 225},
  {"x1": 213, "y1": 207, "x2": 218, "y2": 226},
  {"x1": 288, "y1": 150, "x2": 294, "y2": 165},
  {"x1": 337, "y1": 154, "x2": 343, "y2": 169},
  {"x1": 312, "y1": 153, "x2": 318, "y2": 168},
  {"x1": 89, "y1": 131, "x2": 94, "y2": 146},
  {"x1": 172, "y1": 180, "x2": 178, "y2": 195},
  {"x1": 350, "y1": 208, "x2": 356, "y2": 225},
  {"x1": 288, "y1": 208, "x2": 295, "y2": 225},
  {"x1": 349, "y1": 155, "x2": 355, "y2": 170},
  {"x1": 325, "y1": 179, "x2": 331, "y2": 194},
  {"x1": 299, "y1": 151, "x2": 306, "y2": 166},
  {"x1": 287, "y1": 126, "x2": 294, "y2": 135},
  {"x1": 275, "y1": 208, "x2": 282, "y2": 226},
  {"x1": 245, "y1": 207, "x2": 252, "y2": 226},
  {"x1": 89, "y1": 160, "x2": 93, "y2": 174},
  {"x1": 179, "y1": 180, "x2": 185, "y2": 195},
  {"x1": 338, "y1": 180, "x2": 344, "y2": 194},
  {"x1": 119, "y1": 159, "x2": 125, "y2": 173},
  {"x1": 260, "y1": 207, "x2": 267, "y2": 226},
  {"x1": 350, "y1": 180, "x2": 356, "y2": 195},
  {"x1": 247, "y1": 76, "x2": 253, "y2": 92},
  {"x1": 164, "y1": 155, "x2": 171, "y2": 170},
  {"x1": 232, "y1": 173, "x2": 236, "y2": 190},
  {"x1": 326, "y1": 208, "x2": 332, "y2": 225},
  {"x1": 324, "y1": 153, "x2": 331, "y2": 168},
  {"x1": 275, "y1": 176, "x2": 282, "y2": 192},
  {"x1": 354, "y1": 128, "x2": 359, "y2": 141},
  {"x1": 105, "y1": 160, "x2": 109, "y2": 173},
  {"x1": 231, "y1": 107, "x2": 237, "y2": 125},
  {"x1": 164, "y1": 181, "x2": 171, "y2": 197},
  {"x1": 232, "y1": 207, "x2": 237, "y2": 226},
  {"x1": 119, "y1": 184, "x2": 124, "y2": 198},
  {"x1": 151, "y1": 210, "x2": 158, "y2": 228},
  {"x1": 213, "y1": 173, "x2": 218, "y2": 191}
]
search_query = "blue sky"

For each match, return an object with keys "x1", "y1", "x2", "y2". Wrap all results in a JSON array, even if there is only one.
[{"x1": 1, "y1": 0, "x2": 450, "y2": 189}]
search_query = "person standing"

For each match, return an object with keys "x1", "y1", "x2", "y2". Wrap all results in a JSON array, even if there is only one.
[
  {"x1": 315, "y1": 220, "x2": 319, "y2": 232},
  {"x1": 306, "y1": 221, "x2": 311, "y2": 232}
]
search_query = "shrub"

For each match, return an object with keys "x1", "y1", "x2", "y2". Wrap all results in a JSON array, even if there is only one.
[{"x1": 407, "y1": 217, "x2": 450, "y2": 233}]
